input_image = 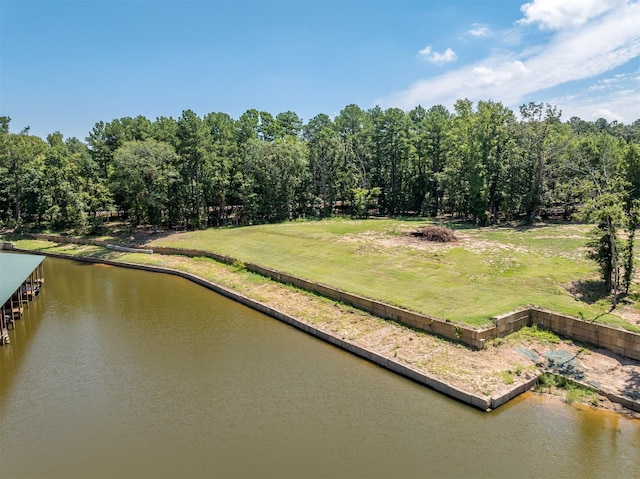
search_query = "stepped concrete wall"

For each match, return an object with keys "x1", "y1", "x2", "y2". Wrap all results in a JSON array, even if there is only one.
[{"x1": 530, "y1": 308, "x2": 640, "y2": 360}]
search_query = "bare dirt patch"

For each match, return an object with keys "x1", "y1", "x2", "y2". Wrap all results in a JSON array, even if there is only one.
[
  {"x1": 616, "y1": 305, "x2": 640, "y2": 325},
  {"x1": 339, "y1": 227, "x2": 536, "y2": 256},
  {"x1": 340, "y1": 230, "x2": 460, "y2": 252}
]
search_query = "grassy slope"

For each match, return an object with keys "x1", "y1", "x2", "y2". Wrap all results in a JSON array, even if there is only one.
[{"x1": 141, "y1": 218, "x2": 631, "y2": 328}]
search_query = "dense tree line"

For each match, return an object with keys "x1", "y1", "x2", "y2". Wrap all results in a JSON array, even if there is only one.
[{"x1": 1, "y1": 101, "x2": 639, "y2": 297}]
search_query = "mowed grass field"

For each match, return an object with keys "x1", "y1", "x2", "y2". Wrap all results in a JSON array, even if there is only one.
[{"x1": 147, "y1": 218, "x2": 636, "y2": 328}]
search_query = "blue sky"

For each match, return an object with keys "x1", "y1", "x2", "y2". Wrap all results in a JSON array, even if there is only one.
[{"x1": 1, "y1": 0, "x2": 638, "y2": 141}]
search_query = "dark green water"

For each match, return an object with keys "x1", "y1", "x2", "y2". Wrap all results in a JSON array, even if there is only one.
[{"x1": 1, "y1": 257, "x2": 639, "y2": 479}]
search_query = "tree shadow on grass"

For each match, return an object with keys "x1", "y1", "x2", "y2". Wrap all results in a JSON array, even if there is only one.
[
  {"x1": 566, "y1": 279, "x2": 610, "y2": 305},
  {"x1": 15, "y1": 241, "x2": 124, "y2": 262},
  {"x1": 74, "y1": 249, "x2": 124, "y2": 261}
]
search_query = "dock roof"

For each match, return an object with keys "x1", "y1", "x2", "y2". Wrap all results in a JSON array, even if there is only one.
[{"x1": 0, "y1": 252, "x2": 45, "y2": 306}]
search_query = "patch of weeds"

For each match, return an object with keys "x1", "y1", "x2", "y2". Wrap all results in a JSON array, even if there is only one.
[
  {"x1": 500, "y1": 371, "x2": 515, "y2": 385},
  {"x1": 536, "y1": 373, "x2": 599, "y2": 405},
  {"x1": 387, "y1": 225, "x2": 404, "y2": 236},
  {"x1": 510, "y1": 324, "x2": 561, "y2": 344},
  {"x1": 454, "y1": 325, "x2": 462, "y2": 339},
  {"x1": 487, "y1": 255, "x2": 522, "y2": 275},
  {"x1": 232, "y1": 259, "x2": 246, "y2": 271},
  {"x1": 626, "y1": 291, "x2": 640, "y2": 302},
  {"x1": 536, "y1": 372, "x2": 562, "y2": 392},
  {"x1": 429, "y1": 363, "x2": 465, "y2": 378},
  {"x1": 468, "y1": 273, "x2": 489, "y2": 282},
  {"x1": 565, "y1": 384, "x2": 599, "y2": 405},
  {"x1": 354, "y1": 243, "x2": 383, "y2": 255},
  {"x1": 425, "y1": 251, "x2": 444, "y2": 261},
  {"x1": 499, "y1": 364, "x2": 528, "y2": 385}
]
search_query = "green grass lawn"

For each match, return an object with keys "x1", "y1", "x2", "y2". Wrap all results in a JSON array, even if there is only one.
[{"x1": 143, "y1": 218, "x2": 635, "y2": 328}]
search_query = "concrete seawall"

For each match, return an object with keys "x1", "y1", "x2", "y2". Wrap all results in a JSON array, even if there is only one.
[
  {"x1": 19, "y1": 247, "x2": 499, "y2": 411},
  {"x1": 21, "y1": 234, "x2": 640, "y2": 412}
]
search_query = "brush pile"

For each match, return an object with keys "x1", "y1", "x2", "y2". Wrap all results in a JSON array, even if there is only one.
[{"x1": 412, "y1": 225, "x2": 458, "y2": 243}]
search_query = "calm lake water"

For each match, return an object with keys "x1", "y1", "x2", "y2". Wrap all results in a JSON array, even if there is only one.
[{"x1": 1, "y1": 256, "x2": 639, "y2": 479}]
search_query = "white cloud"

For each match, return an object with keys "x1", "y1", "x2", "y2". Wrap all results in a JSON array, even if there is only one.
[
  {"x1": 549, "y1": 70, "x2": 640, "y2": 123},
  {"x1": 593, "y1": 108, "x2": 625, "y2": 122},
  {"x1": 380, "y1": 1, "x2": 640, "y2": 122},
  {"x1": 518, "y1": 0, "x2": 624, "y2": 30},
  {"x1": 432, "y1": 48, "x2": 457, "y2": 64},
  {"x1": 587, "y1": 73, "x2": 633, "y2": 91},
  {"x1": 468, "y1": 61, "x2": 528, "y2": 87},
  {"x1": 468, "y1": 23, "x2": 492, "y2": 37},
  {"x1": 551, "y1": 89, "x2": 639, "y2": 123},
  {"x1": 418, "y1": 46, "x2": 457, "y2": 64}
]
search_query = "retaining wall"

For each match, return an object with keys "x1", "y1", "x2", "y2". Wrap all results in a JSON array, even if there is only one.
[
  {"x1": 20, "y1": 247, "x2": 493, "y2": 411},
  {"x1": 31, "y1": 234, "x2": 105, "y2": 247},
  {"x1": 28, "y1": 234, "x2": 640, "y2": 360},
  {"x1": 530, "y1": 308, "x2": 640, "y2": 361},
  {"x1": 17, "y1": 242, "x2": 640, "y2": 413}
]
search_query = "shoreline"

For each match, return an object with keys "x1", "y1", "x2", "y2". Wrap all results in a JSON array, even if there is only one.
[{"x1": 5, "y1": 239, "x2": 640, "y2": 418}]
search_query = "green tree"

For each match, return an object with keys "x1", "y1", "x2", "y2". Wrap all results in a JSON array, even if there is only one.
[
  {"x1": 574, "y1": 133, "x2": 627, "y2": 304},
  {"x1": 519, "y1": 102, "x2": 563, "y2": 223},
  {"x1": 620, "y1": 142, "x2": 640, "y2": 293},
  {"x1": 304, "y1": 114, "x2": 342, "y2": 217},
  {"x1": 203, "y1": 112, "x2": 238, "y2": 226},
  {"x1": 0, "y1": 118, "x2": 47, "y2": 226},
  {"x1": 335, "y1": 104, "x2": 371, "y2": 190},
  {"x1": 240, "y1": 137, "x2": 308, "y2": 223},
  {"x1": 110, "y1": 139, "x2": 179, "y2": 227},
  {"x1": 176, "y1": 110, "x2": 209, "y2": 228},
  {"x1": 275, "y1": 111, "x2": 303, "y2": 139},
  {"x1": 408, "y1": 104, "x2": 450, "y2": 216},
  {"x1": 351, "y1": 186, "x2": 381, "y2": 218},
  {"x1": 441, "y1": 99, "x2": 483, "y2": 221},
  {"x1": 86, "y1": 119, "x2": 128, "y2": 178},
  {"x1": 475, "y1": 100, "x2": 519, "y2": 223},
  {"x1": 37, "y1": 132, "x2": 89, "y2": 231},
  {"x1": 151, "y1": 116, "x2": 179, "y2": 148},
  {"x1": 370, "y1": 107, "x2": 412, "y2": 215},
  {"x1": 120, "y1": 115, "x2": 153, "y2": 141},
  {"x1": 66, "y1": 136, "x2": 112, "y2": 223}
]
